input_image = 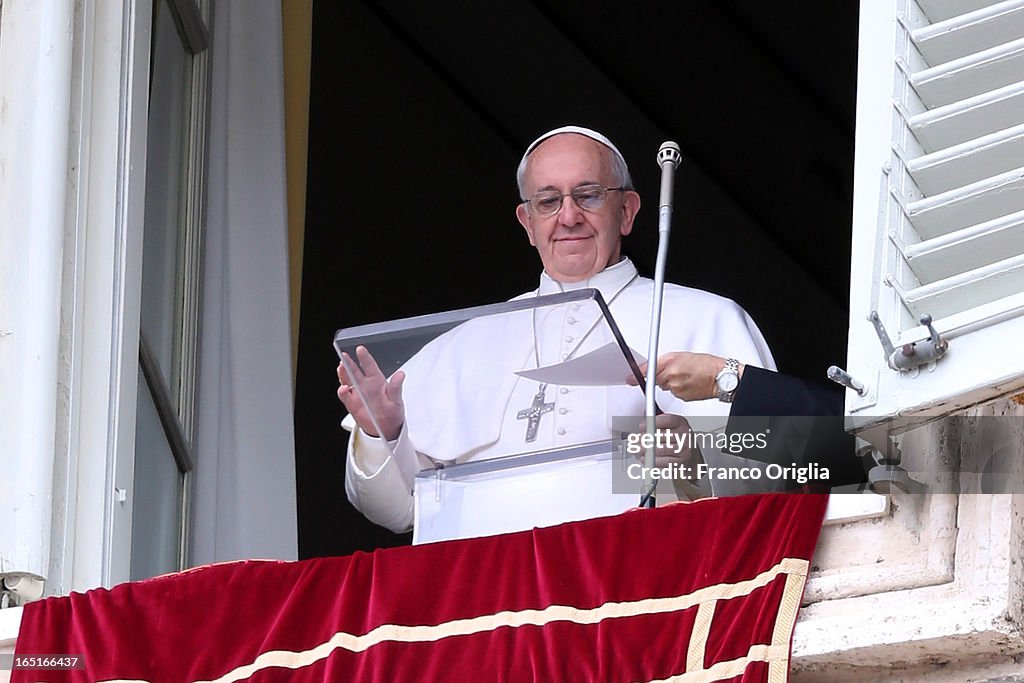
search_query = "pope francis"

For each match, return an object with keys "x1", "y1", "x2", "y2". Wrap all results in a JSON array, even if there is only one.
[{"x1": 336, "y1": 126, "x2": 776, "y2": 533}]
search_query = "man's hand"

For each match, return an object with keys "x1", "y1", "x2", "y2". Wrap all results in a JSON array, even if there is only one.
[
  {"x1": 337, "y1": 345, "x2": 406, "y2": 441},
  {"x1": 633, "y1": 412, "x2": 705, "y2": 470},
  {"x1": 630, "y1": 413, "x2": 710, "y2": 501},
  {"x1": 628, "y1": 351, "x2": 744, "y2": 402}
]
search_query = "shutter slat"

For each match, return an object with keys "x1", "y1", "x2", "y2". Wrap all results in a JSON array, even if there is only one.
[
  {"x1": 907, "y1": 81, "x2": 1024, "y2": 151},
  {"x1": 918, "y1": 0, "x2": 996, "y2": 22},
  {"x1": 906, "y1": 122, "x2": 1024, "y2": 194},
  {"x1": 899, "y1": 209, "x2": 1024, "y2": 281},
  {"x1": 911, "y1": 36, "x2": 1024, "y2": 107},
  {"x1": 911, "y1": 0, "x2": 1024, "y2": 64},
  {"x1": 891, "y1": 253, "x2": 1024, "y2": 319},
  {"x1": 905, "y1": 167, "x2": 1024, "y2": 238}
]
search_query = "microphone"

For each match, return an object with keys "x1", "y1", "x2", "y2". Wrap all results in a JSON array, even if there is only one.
[
  {"x1": 641, "y1": 141, "x2": 683, "y2": 508},
  {"x1": 657, "y1": 142, "x2": 682, "y2": 219}
]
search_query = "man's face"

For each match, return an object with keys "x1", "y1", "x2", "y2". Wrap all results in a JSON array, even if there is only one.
[{"x1": 516, "y1": 134, "x2": 641, "y2": 283}]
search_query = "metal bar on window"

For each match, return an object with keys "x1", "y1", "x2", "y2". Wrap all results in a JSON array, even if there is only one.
[
  {"x1": 139, "y1": 331, "x2": 196, "y2": 473},
  {"x1": 167, "y1": 0, "x2": 209, "y2": 55}
]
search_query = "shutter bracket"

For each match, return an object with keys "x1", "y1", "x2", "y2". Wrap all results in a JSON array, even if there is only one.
[
  {"x1": 869, "y1": 311, "x2": 949, "y2": 372},
  {"x1": 860, "y1": 441, "x2": 926, "y2": 495}
]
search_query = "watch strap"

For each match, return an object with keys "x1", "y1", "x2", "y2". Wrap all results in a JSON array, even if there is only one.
[{"x1": 716, "y1": 358, "x2": 741, "y2": 403}]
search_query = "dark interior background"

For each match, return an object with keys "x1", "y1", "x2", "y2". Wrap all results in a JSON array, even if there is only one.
[{"x1": 294, "y1": 0, "x2": 860, "y2": 558}]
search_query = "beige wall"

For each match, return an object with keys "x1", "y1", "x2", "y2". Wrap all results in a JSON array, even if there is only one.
[{"x1": 282, "y1": 0, "x2": 311, "y2": 383}]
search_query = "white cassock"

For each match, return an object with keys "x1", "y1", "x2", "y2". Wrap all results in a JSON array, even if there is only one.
[{"x1": 343, "y1": 258, "x2": 776, "y2": 533}]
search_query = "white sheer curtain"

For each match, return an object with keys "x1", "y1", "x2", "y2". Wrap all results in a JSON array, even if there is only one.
[{"x1": 192, "y1": 0, "x2": 297, "y2": 564}]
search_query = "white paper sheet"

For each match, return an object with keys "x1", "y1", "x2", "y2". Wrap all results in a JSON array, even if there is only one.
[{"x1": 514, "y1": 342, "x2": 646, "y2": 387}]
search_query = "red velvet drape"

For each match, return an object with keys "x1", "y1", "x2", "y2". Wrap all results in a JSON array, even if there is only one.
[{"x1": 12, "y1": 493, "x2": 827, "y2": 682}]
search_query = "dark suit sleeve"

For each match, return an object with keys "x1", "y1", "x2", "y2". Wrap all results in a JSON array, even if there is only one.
[
  {"x1": 726, "y1": 366, "x2": 869, "y2": 489},
  {"x1": 731, "y1": 365, "x2": 842, "y2": 417}
]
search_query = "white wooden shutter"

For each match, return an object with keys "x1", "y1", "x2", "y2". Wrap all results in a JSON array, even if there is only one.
[{"x1": 847, "y1": 0, "x2": 1024, "y2": 429}]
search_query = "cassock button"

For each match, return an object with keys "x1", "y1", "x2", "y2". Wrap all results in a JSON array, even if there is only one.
[
  {"x1": 561, "y1": 353, "x2": 568, "y2": 360},
  {"x1": 565, "y1": 336, "x2": 574, "y2": 343},
  {"x1": 559, "y1": 387, "x2": 569, "y2": 394},
  {"x1": 557, "y1": 427, "x2": 567, "y2": 435},
  {"x1": 567, "y1": 317, "x2": 577, "y2": 324},
  {"x1": 558, "y1": 408, "x2": 568, "y2": 415}
]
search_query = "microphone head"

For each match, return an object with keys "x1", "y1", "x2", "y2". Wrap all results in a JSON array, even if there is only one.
[{"x1": 657, "y1": 141, "x2": 682, "y2": 168}]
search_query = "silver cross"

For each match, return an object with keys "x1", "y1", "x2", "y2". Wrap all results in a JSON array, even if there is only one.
[{"x1": 516, "y1": 383, "x2": 555, "y2": 442}]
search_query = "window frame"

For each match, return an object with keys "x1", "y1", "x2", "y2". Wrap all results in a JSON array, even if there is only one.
[
  {"x1": 47, "y1": 0, "x2": 209, "y2": 593},
  {"x1": 131, "y1": 0, "x2": 210, "y2": 580}
]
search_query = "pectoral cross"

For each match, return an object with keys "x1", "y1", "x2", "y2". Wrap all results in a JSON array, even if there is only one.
[{"x1": 517, "y1": 383, "x2": 555, "y2": 443}]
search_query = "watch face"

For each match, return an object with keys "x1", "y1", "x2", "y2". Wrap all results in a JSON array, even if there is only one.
[{"x1": 718, "y1": 372, "x2": 739, "y2": 393}]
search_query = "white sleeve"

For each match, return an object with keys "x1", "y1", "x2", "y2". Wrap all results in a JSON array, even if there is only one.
[{"x1": 342, "y1": 416, "x2": 429, "y2": 534}]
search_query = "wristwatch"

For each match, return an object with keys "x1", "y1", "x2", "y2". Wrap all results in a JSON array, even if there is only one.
[{"x1": 715, "y1": 358, "x2": 741, "y2": 403}]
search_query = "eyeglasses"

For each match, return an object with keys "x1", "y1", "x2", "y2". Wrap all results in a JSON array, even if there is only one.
[{"x1": 521, "y1": 184, "x2": 627, "y2": 218}]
